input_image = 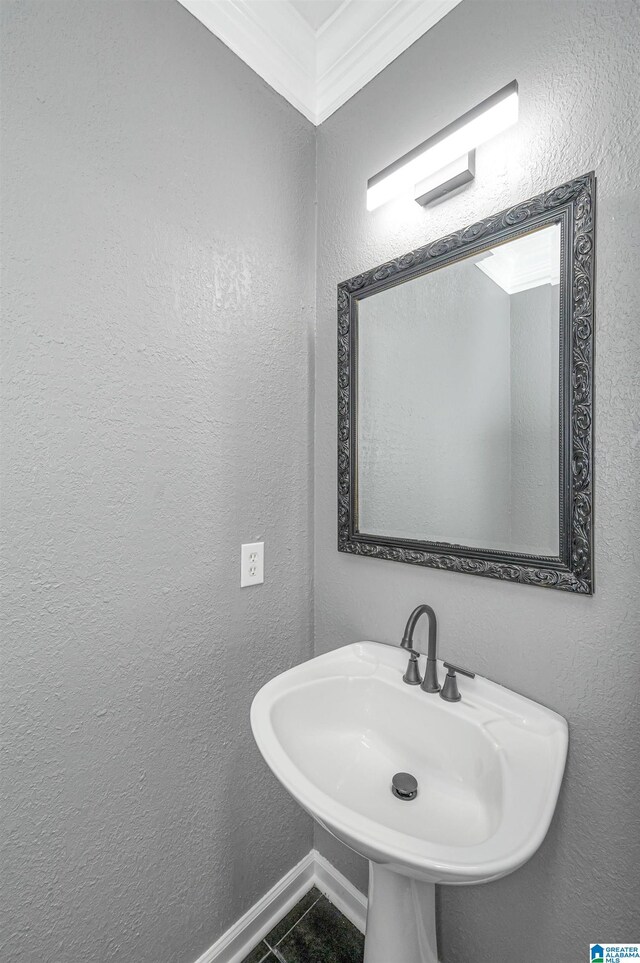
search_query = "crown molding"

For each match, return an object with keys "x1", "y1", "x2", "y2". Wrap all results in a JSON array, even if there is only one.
[
  {"x1": 178, "y1": 0, "x2": 463, "y2": 125},
  {"x1": 315, "y1": 0, "x2": 462, "y2": 123},
  {"x1": 178, "y1": 0, "x2": 317, "y2": 123},
  {"x1": 475, "y1": 225, "x2": 561, "y2": 295}
]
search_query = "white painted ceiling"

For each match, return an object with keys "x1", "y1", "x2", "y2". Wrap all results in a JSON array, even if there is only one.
[
  {"x1": 476, "y1": 225, "x2": 561, "y2": 295},
  {"x1": 289, "y1": 0, "x2": 344, "y2": 32},
  {"x1": 178, "y1": 0, "x2": 463, "y2": 124}
]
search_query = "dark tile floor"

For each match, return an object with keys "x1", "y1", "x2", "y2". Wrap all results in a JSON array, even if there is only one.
[{"x1": 241, "y1": 887, "x2": 364, "y2": 963}]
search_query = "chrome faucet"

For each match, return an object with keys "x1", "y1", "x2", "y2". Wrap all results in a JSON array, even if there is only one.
[{"x1": 400, "y1": 604, "x2": 440, "y2": 693}]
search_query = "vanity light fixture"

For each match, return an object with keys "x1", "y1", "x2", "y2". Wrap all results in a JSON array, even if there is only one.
[{"x1": 366, "y1": 80, "x2": 518, "y2": 211}]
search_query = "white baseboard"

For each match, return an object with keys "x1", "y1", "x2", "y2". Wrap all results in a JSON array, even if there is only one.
[
  {"x1": 193, "y1": 849, "x2": 367, "y2": 963},
  {"x1": 312, "y1": 850, "x2": 367, "y2": 934}
]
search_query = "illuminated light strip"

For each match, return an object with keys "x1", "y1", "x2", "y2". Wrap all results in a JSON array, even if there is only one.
[{"x1": 366, "y1": 80, "x2": 518, "y2": 211}]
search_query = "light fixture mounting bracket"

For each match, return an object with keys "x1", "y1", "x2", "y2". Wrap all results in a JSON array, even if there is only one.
[{"x1": 414, "y1": 150, "x2": 476, "y2": 206}]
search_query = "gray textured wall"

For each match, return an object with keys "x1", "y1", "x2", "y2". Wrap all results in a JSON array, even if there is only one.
[
  {"x1": 314, "y1": 1, "x2": 640, "y2": 960},
  {"x1": 358, "y1": 261, "x2": 512, "y2": 547},
  {"x1": 510, "y1": 283, "x2": 559, "y2": 555},
  {"x1": 1, "y1": 3, "x2": 315, "y2": 962}
]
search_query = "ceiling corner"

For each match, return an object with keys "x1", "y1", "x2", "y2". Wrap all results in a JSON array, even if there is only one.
[{"x1": 178, "y1": 0, "x2": 464, "y2": 126}]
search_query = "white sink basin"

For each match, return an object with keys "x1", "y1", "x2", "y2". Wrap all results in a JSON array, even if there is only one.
[{"x1": 251, "y1": 641, "x2": 568, "y2": 962}]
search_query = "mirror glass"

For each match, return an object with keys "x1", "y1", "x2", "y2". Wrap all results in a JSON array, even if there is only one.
[{"x1": 357, "y1": 223, "x2": 561, "y2": 557}]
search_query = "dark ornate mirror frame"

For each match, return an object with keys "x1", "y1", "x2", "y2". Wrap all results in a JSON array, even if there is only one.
[{"x1": 337, "y1": 172, "x2": 595, "y2": 593}]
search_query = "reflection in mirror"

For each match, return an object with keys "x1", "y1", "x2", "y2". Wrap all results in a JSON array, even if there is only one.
[{"x1": 357, "y1": 223, "x2": 561, "y2": 556}]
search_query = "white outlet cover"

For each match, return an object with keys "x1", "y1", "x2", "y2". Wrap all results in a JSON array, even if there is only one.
[{"x1": 241, "y1": 542, "x2": 264, "y2": 587}]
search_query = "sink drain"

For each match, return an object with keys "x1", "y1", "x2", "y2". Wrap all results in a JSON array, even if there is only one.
[{"x1": 391, "y1": 772, "x2": 418, "y2": 801}]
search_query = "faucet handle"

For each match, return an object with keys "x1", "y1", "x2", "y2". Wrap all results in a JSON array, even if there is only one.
[
  {"x1": 440, "y1": 662, "x2": 475, "y2": 702},
  {"x1": 400, "y1": 638, "x2": 418, "y2": 654},
  {"x1": 443, "y1": 662, "x2": 475, "y2": 679},
  {"x1": 400, "y1": 638, "x2": 423, "y2": 685},
  {"x1": 402, "y1": 650, "x2": 423, "y2": 686}
]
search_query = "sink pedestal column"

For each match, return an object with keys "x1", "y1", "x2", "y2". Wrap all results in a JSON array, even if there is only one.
[{"x1": 364, "y1": 863, "x2": 437, "y2": 963}]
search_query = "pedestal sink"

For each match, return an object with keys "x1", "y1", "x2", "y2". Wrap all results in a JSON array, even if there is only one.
[{"x1": 250, "y1": 641, "x2": 568, "y2": 963}]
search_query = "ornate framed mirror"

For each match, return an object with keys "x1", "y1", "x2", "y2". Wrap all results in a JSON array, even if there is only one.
[{"x1": 337, "y1": 173, "x2": 595, "y2": 593}]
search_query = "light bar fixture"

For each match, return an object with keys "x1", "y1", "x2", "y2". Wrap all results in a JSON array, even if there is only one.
[{"x1": 366, "y1": 80, "x2": 518, "y2": 211}]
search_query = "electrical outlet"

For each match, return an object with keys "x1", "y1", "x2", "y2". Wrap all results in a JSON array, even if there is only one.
[{"x1": 240, "y1": 542, "x2": 264, "y2": 587}]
